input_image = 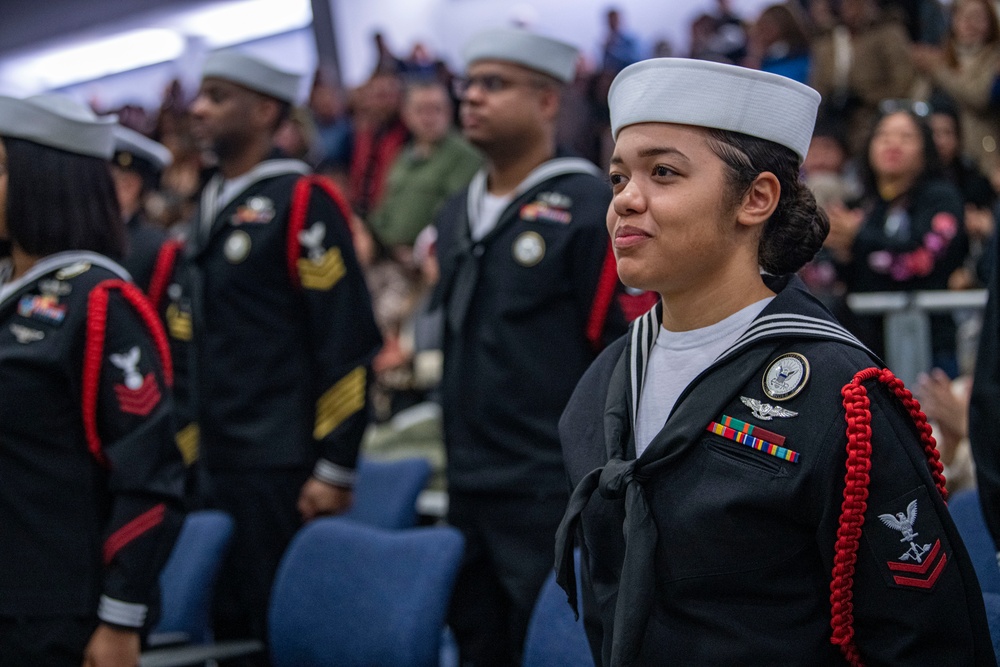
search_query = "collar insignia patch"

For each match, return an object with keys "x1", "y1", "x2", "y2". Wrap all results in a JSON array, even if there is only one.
[
  {"x1": 55, "y1": 262, "x2": 91, "y2": 280},
  {"x1": 762, "y1": 353, "x2": 809, "y2": 401},
  {"x1": 512, "y1": 231, "x2": 545, "y2": 266},
  {"x1": 224, "y1": 230, "x2": 252, "y2": 264}
]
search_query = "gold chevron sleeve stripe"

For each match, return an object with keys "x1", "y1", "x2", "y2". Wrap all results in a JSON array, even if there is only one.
[
  {"x1": 175, "y1": 422, "x2": 200, "y2": 465},
  {"x1": 298, "y1": 248, "x2": 346, "y2": 291},
  {"x1": 314, "y1": 367, "x2": 367, "y2": 439},
  {"x1": 166, "y1": 304, "x2": 193, "y2": 341}
]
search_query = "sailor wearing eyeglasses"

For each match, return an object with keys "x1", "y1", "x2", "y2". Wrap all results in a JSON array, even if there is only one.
[{"x1": 432, "y1": 26, "x2": 627, "y2": 666}]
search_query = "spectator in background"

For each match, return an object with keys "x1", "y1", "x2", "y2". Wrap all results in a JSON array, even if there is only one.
[
  {"x1": 712, "y1": 0, "x2": 749, "y2": 63},
  {"x1": 810, "y1": 0, "x2": 916, "y2": 154},
  {"x1": 349, "y1": 73, "x2": 409, "y2": 220},
  {"x1": 309, "y1": 73, "x2": 354, "y2": 176},
  {"x1": 601, "y1": 7, "x2": 640, "y2": 74},
  {"x1": 825, "y1": 105, "x2": 967, "y2": 375},
  {"x1": 912, "y1": 0, "x2": 1000, "y2": 178},
  {"x1": 928, "y1": 99, "x2": 997, "y2": 289},
  {"x1": 111, "y1": 125, "x2": 173, "y2": 292},
  {"x1": 365, "y1": 81, "x2": 481, "y2": 417},
  {"x1": 372, "y1": 31, "x2": 405, "y2": 76},
  {"x1": 369, "y1": 81, "x2": 481, "y2": 255},
  {"x1": 918, "y1": 368, "x2": 977, "y2": 493},
  {"x1": 274, "y1": 106, "x2": 322, "y2": 165},
  {"x1": 798, "y1": 118, "x2": 860, "y2": 309},
  {"x1": 744, "y1": 3, "x2": 811, "y2": 83}
]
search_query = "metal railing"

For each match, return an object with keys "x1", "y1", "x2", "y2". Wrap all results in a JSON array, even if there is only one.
[{"x1": 846, "y1": 289, "x2": 987, "y2": 386}]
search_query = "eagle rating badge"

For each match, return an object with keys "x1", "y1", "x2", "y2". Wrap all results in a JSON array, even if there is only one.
[
  {"x1": 110, "y1": 346, "x2": 161, "y2": 416},
  {"x1": 872, "y1": 488, "x2": 949, "y2": 591}
]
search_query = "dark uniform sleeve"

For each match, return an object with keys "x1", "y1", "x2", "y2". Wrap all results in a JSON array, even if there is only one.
[
  {"x1": 292, "y1": 184, "x2": 382, "y2": 487},
  {"x1": 817, "y1": 379, "x2": 995, "y2": 665},
  {"x1": 972, "y1": 229, "x2": 1000, "y2": 552},
  {"x1": 90, "y1": 285, "x2": 185, "y2": 630}
]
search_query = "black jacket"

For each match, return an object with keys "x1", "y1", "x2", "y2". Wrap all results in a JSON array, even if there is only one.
[
  {"x1": 434, "y1": 159, "x2": 626, "y2": 496},
  {"x1": 0, "y1": 251, "x2": 185, "y2": 628},
  {"x1": 558, "y1": 276, "x2": 994, "y2": 666},
  {"x1": 175, "y1": 160, "x2": 381, "y2": 482}
]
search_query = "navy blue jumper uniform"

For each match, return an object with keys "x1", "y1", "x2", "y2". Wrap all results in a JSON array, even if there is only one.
[
  {"x1": 173, "y1": 157, "x2": 381, "y2": 651},
  {"x1": 434, "y1": 157, "x2": 627, "y2": 665},
  {"x1": 557, "y1": 275, "x2": 995, "y2": 666},
  {"x1": 0, "y1": 251, "x2": 186, "y2": 665}
]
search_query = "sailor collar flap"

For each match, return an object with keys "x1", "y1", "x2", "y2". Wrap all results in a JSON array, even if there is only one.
[
  {"x1": 0, "y1": 251, "x2": 131, "y2": 311},
  {"x1": 554, "y1": 275, "x2": 873, "y2": 666},
  {"x1": 193, "y1": 158, "x2": 310, "y2": 253}
]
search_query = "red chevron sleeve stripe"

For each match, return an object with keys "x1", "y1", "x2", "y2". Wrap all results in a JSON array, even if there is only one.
[{"x1": 102, "y1": 503, "x2": 166, "y2": 564}]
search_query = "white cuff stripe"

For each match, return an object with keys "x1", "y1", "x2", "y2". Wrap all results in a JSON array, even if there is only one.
[
  {"x1": 314, "y1": 459, "x2": 356, "y2": 487},
  {"x1": 98, "y1": 595, "x2": 147, "y2": 628}
]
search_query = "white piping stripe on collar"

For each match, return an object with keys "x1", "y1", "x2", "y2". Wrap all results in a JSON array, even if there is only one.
[
  {"x1": 0, "y1": 250, "x2": 131, "y2": 307},
  {"x1": 628, "y1": 308, "x2": 869, "y2": 426},
  {"x1": 200, "y1": 158, "x2": 311, "y2": 233},
  {"x1": 736, "y1": 313, "x2": 855, "y2": 341},
  {"x1": 629, "y1": 305, "x2": 659, "y2": 426},
  {"x1": 466, "y1": 157, "x2": 603, "y2": 233}
]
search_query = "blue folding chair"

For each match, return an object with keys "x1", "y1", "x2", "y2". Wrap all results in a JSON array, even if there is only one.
[
  {"x1": 340, "y1": 457, "x2": 432, "y2": 529},
  {"x1": 148, "y1": 510, "x2": 234, "y2": 647},
  {"x1": 522, "y1": 550, "x2": 595, "y2": 667},
  {"x1": 948, "y1": 489, "x2": 1000, "y2": 595}
]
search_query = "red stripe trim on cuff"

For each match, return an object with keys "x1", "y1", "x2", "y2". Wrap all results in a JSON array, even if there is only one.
[
  {"x1": 103, "y1": 503, "x2": 166, "y2": 565},
  {"x1": 586, "y1": 242, "x2": 619, "y2": 351}
]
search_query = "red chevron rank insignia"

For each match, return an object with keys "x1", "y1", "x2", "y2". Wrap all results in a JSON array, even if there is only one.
[
  {"x1": 872, "y1": 488, "x2": 950, "y2": 592},
  {"x1": 114, "y1": 373, "x2": 161, "y2": 416}
]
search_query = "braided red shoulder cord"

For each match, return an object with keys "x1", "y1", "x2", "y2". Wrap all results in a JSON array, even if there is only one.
[
  {"x1": 829, "y1": 367, "x2": 947, "y2": 666},
  {"x1": 286, "y1": 174, "x2": 355, "y2": 289},
  {"x1": 146, "y1": 239, "x2": 183, "y2": 311},
  {"x1": 82, "y1": 279, "x2": 174, "y2": 467}
]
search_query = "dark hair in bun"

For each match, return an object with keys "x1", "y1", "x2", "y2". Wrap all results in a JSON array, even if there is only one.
[{"x1": 706, "y1": 128, "x2": 829, "y2": 275}]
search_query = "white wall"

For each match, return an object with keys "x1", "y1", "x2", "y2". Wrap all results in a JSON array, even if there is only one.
[{"x1": 332, "y1": 0, "x2": 779, "y2": 86}]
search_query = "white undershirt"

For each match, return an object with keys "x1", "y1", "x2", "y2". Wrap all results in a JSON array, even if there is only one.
[
  {"x1": 635, "y1": 298, "x2": 773, "y2": 457},
  {"x1": 470, "y1": 191, "x2": 513, "y2": 241}
]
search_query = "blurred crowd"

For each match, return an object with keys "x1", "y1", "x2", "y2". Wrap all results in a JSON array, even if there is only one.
[{"x1": 99, "y1": 0, "x2": 1000, "y2": 494}]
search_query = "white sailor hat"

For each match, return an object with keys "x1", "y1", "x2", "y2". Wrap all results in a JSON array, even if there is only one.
[
  {"x1": 0, "y1": 93, "x2": 117, "y2": 159},
  {"x1": 113, "y1": 125, "x2": 173, "y2": 173},
  {"x1": 608, "y1": 58, "x2": 821, "y2": 161},
  {"x1": 463, "y1": 27, "x2": 578, "y2": 83},
  {"x1": 201, "y1": 50, "x2": 301, "y2": 104}
]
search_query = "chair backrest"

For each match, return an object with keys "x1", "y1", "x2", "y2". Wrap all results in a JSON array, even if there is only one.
[
  {"x1": 153, "y1": 510, "x2": 235, "y2": 644},
  {"x1": 340, "y1": 457, "x2": 431, "y2": 529},
  {"x1": 268, "y1": 518, "x2": 464, "y2": 667},
  {"x1": 522, "y1": 551, "x2": 595, "y2": 667},
  {"x1": 948, "y1": 489, "x2": 1000, "y2": 595}
]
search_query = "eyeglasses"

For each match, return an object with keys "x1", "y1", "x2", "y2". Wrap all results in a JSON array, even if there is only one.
[
  {"x1": 878, "y1": 99, "x2": 931, "y2": 118},
  {"x1": 451, "y1": 74, "x2": 547, "y2": 97}
]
